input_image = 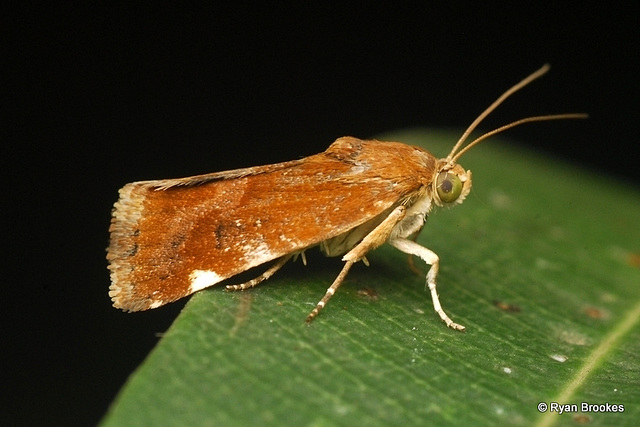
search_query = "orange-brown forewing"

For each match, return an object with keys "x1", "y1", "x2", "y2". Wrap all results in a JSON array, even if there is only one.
[{"x1": 108, "y1": 136, "x2": 437, "y2": 311}]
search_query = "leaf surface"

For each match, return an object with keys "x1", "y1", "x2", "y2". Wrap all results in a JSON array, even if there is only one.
[{"x1": 102, "y1": 130, "x2": 640, "y2": 426}]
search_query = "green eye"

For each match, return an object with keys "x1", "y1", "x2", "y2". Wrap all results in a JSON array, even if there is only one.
[{"x1": 436, "y1": 172, "x2": 463, "y2": 203}]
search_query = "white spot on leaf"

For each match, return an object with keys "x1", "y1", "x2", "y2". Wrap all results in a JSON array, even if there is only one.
[{"x1": 550, "y1": 354, "x2": 568, "y2": 363}]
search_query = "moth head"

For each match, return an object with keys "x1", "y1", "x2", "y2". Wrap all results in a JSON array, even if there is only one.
[
  {"x1": 432, "y1": 162, "x2": 472, "y2": 207},
  {"x1": 432, "y1": 64, "x2": 586, "y2": 207}
]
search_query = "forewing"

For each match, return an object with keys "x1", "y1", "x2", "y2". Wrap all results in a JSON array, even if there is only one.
[{"x1": 107, "y1": 136, "x2": 436, "y2": 310}]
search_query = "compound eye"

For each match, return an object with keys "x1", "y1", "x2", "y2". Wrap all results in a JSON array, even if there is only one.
[{"x1": 436, "y1": 172, "x2": 463, "y2": 203}]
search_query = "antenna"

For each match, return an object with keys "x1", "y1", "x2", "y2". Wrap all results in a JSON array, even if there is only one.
[{"x1": 446, "y1": 64, "x2": 587, "y2": 164}]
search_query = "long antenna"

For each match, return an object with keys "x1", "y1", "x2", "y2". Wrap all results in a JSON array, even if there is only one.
[
  {"x1": 446, "y1": 64, "x2": 587, "y2": 163},
  {"x1": 449, "y1": 113, "x2": 587, "y2": 163}
]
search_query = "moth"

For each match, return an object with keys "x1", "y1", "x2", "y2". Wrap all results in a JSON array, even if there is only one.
[{"x1": 107, "y1": 64, "x2": 586, "y2": 331}]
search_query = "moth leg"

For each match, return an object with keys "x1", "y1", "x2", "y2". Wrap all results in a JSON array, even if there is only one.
[
  {"x1": 388, "y1": 237, "x2": 466, "y2": 332},
  {"x1": 406, "y1": 232, "x2": 423, "y2": 276},
  {"x1": 226, "y1": 254, "x2": 293, "y2": 291},
  {"x1": 306, "y1": 205, "x2": 407, "y2": 323},
  {"x1": 305, "y1": 260, "x2": 355, "y2": 323}
]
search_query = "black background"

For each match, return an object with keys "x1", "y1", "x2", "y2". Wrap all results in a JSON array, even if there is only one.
[{"x1": 5, "y1": 3, "x2": 638, "y2": 425}]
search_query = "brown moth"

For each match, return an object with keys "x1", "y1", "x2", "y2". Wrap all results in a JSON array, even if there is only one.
[{"x1": 107, "y1": 64, "x2": 586, "y2": 331}]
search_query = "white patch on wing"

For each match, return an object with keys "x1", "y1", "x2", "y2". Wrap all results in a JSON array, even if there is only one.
[
  {"x1": 245, "y1": 242, "x2": 275, "y2": 265},
  {"x1": 148, "y1": 300, "x2": 164, "y2": 309},
  {"x1": 349, "y1": 164, "x2": 367, "y2": 174},
  {"x1": 189, "y1": 269, "x2": 223, "y2": 293}
]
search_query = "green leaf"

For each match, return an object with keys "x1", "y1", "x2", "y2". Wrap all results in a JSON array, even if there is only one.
[{"x1": 102, "y1": 130, "x2": 640, "y2": 426}]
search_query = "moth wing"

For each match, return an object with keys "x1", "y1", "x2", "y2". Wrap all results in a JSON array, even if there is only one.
[{"x1": 108, "y1": 136, "x2": 436, "y2": 310}]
